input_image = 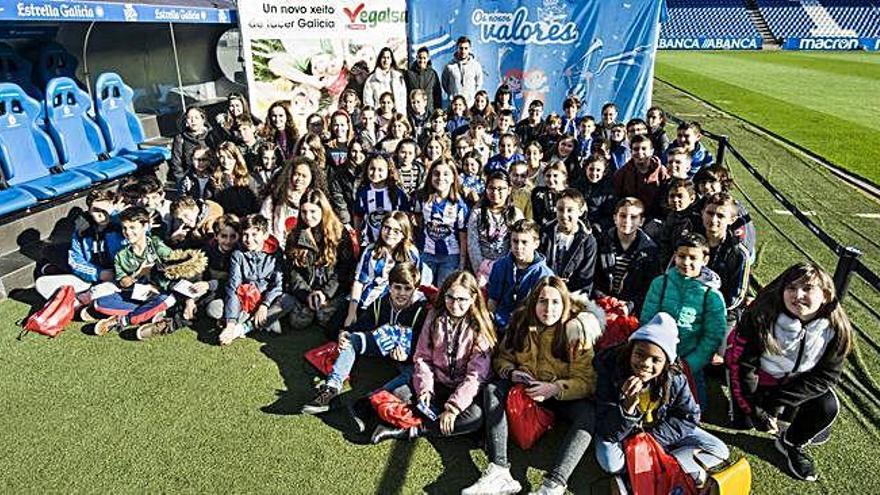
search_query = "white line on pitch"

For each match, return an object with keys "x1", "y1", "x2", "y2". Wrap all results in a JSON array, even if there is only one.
[
  {"x1": 773, "y1": 209, "x2": 815, "y2": 216},
  {"x1": 854, "y1": 213, "x2": 880, "y2": 219}
]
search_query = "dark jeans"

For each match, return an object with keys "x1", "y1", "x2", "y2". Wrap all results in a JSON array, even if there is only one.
[
  {"x1": 484, "y1": 379, "x2": 595, "y2": 486},
  {"x1": 390, "y1": 381, "x2": 484, "y2": 437}
]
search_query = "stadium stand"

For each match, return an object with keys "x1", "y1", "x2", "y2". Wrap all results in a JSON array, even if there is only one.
[
  {"x1": 758, "y1": 0, "x2": 880, "y2": 38},
  {"x1": 662, "y1": 0, "x2": 761, "y2": 38},
  {"x1": 0, "y1": 43, "x2": 42, "y2": 100}
]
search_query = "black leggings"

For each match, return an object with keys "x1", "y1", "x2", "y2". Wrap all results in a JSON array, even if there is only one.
[
  {"x1": 781, "y1": 389, "x2": 839, "y2": 446},
  {"x1": 390, "y1": 382, "x2": 484, "y2": 437}
]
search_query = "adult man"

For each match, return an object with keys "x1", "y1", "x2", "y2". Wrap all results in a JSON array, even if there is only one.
[
  {"x1": 441, "y1": 36, "x2": 484, "y2": 106},
  {"x1": 404, "y1": 47, "x2": 442, "y2": 112}
]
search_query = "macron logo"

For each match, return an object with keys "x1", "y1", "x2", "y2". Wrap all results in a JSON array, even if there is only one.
[{"x1": 343, "y1": 3, "x2": 364, "y2": 23}]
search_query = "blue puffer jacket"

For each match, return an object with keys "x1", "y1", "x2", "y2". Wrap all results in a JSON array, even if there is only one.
[
  {"x1": 640, "y1": 267, "x2": 727, "y2": 372},
  {"x1": 594, "y1": 346, "x2": 701, "y2": 449}
]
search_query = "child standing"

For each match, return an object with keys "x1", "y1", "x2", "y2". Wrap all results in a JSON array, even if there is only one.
[
  {"x1": 531, "y1": 161, "x2": 569, "y2": 227},
  {"x1": 465, "y1": 277, "x2": 601, "y2": 495},
  {"x1": 613, "y1": 135, "x2": 670, "y2": 222},
  {"x1": 303, "y1": 263, "x2": 427, "y2": 415},
  {"x1": 285, "y1": 190, "x2": 355, "y2": 332},
  {"x1": 328, "y1": 139, "x2": 367, "y2": 226},
  {"x1": 488, "y1": 219, "x2": 554, "y2": 331},
  {"x1": 446, "y1": 95, "x2": 471, "y2": 138},
  {"x1": 467, "y1": 171, "x2": 524, "y2": 286},
  {"x1": 485, "y1": 134, "x2": 524, "y2": 174},
  {"x1": 594, "y1": 313, "x2": 730, "y2": 487},
  {"x1": 178, "y1": 146, "x2": 217, "y2": 201},
  {"x1": 217, "y1": 214, "x2": 295, "y2": 345},
  {"x1": 370, "y1": 271, "x2": 496, "y2": 443},
  {"x1": 412, "y1": 159, "x2": 469, "y2": 286},
  {"x1": 726, "y1": 262, "x2": 852, "y2": 482},
  {"x1": 213, "y1": 142, "x2": 259, "y2": 218},
  {"x1": 353, "y1": 155, "x2": 409, "y2": 245},
  {"x1": 664, "y1": 121, "x2": 713, "y2": 177},
  {"x1": 260, "y1": 101, "x2": 298, "y2": 160},
  {"x1": 658, "y1": 179, "x2": 698, "y2": 265},
  {"x1": 249, "y1": 144, "x2": 281, "y2": 199},
  {"x1": 394, "y1": 138, "x2": 425, "y2": 197},
  {"x1": 459, "y1": 150, "x2": 486, "y2": 204},
  {"x1": 641, "y1": 233, "x2": 728, "y2": 404},
  {"x1": 539, "y1": 189, "x2": 597, "y2": 295},
  {"x1": 573, "y1": 155, "x2": 616, "y2": 234},
  {"x1": 261, "y1": 156, "x2": 322, "y2": 247},
  {"x1": 647, "y1": 106, "x2": 669, "y2": 158}
]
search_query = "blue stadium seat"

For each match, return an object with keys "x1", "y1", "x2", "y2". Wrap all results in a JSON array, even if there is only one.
[
  {"x1": 94, "y1": 72, "x2": 168, "y2": 167},
  {"x1": 44, "y1": 77, "x2": 137, "y2": 181},
  {"x1": 0, "y1": 83, "x2": 91, "y2": 201},
  {"x1": 35, "y1": 42, "x2": 79, "y2": 91},
  {"x1": 662, "y1": 0, "x2": 760, "y2": 38},
  {"x1": 0, "y1": 43, "x2": 41, "y2": 100},
  {"x1": 0, "y1": 186, "x2": 39, "y2": 217}
]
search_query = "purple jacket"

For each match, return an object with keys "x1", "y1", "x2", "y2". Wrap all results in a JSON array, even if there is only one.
[{"x1": 412, "y1": 310, "x2": 493, "y2": 412}]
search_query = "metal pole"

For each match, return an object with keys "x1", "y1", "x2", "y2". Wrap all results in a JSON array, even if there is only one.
[
  {"x1": 168, "y1": 22, "x2": 186, "y2": 112},
  {"x1": 833, "y1": 246, "x2": 862, "y2": 302},
  {"x1": 716, "y1": 135, "x2": 729, "y2": 167},
  {"x1": 82, "y1": 21, "x2": 96, "y2": 104}
]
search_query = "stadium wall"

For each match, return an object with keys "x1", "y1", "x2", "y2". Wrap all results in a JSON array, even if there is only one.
[{"x1": 659, "y1": 37, "x2": 763, "y2": 50}]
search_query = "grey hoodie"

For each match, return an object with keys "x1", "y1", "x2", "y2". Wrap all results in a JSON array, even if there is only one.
[{"x1": 441, "y1": 54, "x2": 484, "y2": 106}]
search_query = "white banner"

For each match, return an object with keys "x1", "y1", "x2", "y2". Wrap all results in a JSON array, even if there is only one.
[{"x1": 238, "y1": 0, "x2": 408, "y2": 133}]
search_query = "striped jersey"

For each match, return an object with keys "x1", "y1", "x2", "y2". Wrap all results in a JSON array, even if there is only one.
[
  {"x1": 354, "y1": 185, "x2": 409, "y2": 243},
  {"x1": 415, "y1": 196, "x2": 469, "y2": 256},
  {"x1": 356, "y1": 244, "x2": 422, "y2": 308}
]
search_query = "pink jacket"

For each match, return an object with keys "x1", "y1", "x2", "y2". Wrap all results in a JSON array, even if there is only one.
[{"x1": 412, "y1": 310, "x2": 493, "y2": 412}]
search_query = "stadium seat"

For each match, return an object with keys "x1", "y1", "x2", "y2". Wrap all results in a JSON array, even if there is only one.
[
  {"x1": 44, "y1": 77, "x2": 138, "y2": 181},
  {"x1": 34, "y1": 42, "x2": 79, "y2": 91},
  {"x1": 662, "y1": 0, "x2": 760, "y2": 39},
  {"x1": 94, "y1": 72, "x2": 169, "y2": 167},
  {"x1": 0, "y1": 83, "x2": 91, "y2": 201},
  {"x1": 0, "y1": 43, "x2": 41, "y2": 100}
]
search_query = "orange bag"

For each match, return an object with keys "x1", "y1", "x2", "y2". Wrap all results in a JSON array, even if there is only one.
[
  {"x1": 21, "y1": 285, "x2": 76, "y2": 338},
  {"x1": 236, "y1": 283, "x2": 262, "y2": 314},
  {"x1": 369, "y1": 390, "x2": 423, "y2": 429},
  {"x1": 506, "y1": 384, "x2": 555, "y2": 450},
  {"x1": 625, "y1": 432, "x2": 697, "y2": 495},
  {"x1": 303, "y1": 341, "x2": 340, "y2": 376}
]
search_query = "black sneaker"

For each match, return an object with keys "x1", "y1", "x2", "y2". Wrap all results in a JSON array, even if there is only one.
[
  {"x1": 302, "y1": 384, "x2": 339, "y2": 415},
  {"x1": 775, "y1": 436, "x2": 817, "y2": 481}
]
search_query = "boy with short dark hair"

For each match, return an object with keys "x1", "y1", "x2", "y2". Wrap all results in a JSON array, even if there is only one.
[
  {"x1": 664, "y1": 121, "x2": 713, "y2": 177},
  {"x1": 514, "y1": 99, "x2": 545, "y2": 146},
  {"x1": 236, "y1": 117, "x2": 264, "y2": 171},
  {"x1": 539, "y1": 188, "x2": 597, "y2": 295},
  {"x1": 592, "y1": 198, "x2": 660, "y2": 315},
  {"x1": 167, "y1": 196, "x2": 224, "y2": 249},
  {"x1": 487, "y1": 219, "x2": 554, "y2": 330},
  {"x1": 92, "y1": 206, "x2": 178, "y2": 337},
  {"x1": 613, "y1": 134, "x2": 671, "y2": 221},
  {"x1": 561, "y1": 96, "x2": 581, "y2": 137},
  {"x1": 134, "y1": 174, "x2": 172, "y2": 238},
  {"x1": 302, "y1": 262, "x2": 428, "y2": 415},
  {"x1": 217, "y1": 214, "x2": 295, "y2": 345}
]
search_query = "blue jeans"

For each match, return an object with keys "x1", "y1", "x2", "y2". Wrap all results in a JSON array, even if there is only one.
[
  {"x1": 596, "y1": 427, "x2": 729, "y2": 477},
  {"x1": 422, "y1": 252, "x2": 460, "y2": 287},
  {"x1": 326, "y1": 332, "x2": 413, "y2": 392}
]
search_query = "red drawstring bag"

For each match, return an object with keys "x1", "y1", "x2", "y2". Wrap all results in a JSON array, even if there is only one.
[
  {"x1": 625, "y1": 432, "x2": 697, "y2": 495},
  {"x1": 369, "y1": 390, "x2": 423, "y2": 429},
  {"x1": 236, "y1": 283, "x2": 263, "y2": 314},
  {"x1": 594, "y1": 296, "x2": 641, "y2": 351},
  {"x1": 303, "y1": 341, "x2": 340, "y2": 376},
  {"x1": 21, "y1": 285, "x2": 77, "y2": 338},
  {"x1": 506, "y1": 384, "x2": 555, "y2": 450}
]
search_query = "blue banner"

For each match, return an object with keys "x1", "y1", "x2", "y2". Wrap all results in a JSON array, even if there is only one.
[
  {"x1": 407, "y1": 0, "x2": 665, "y2": 121},
  {"x1": 0, "y1": 0, "x2": 236, "y2": 24},
  {"x1": 659, "y1": 37, "x2": 762, "y2": 51},
  {"x1": 782, "y1": 37, "x2": 867, "y2": 51}
]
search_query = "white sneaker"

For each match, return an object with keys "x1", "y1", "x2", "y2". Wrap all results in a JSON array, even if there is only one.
[
  {"x1": 529, "y1": 479, "x2": 565, "y2": 495},
  {"x1": 218, "y1": 323, "x2": 247, "y2": 346},
  {"x1": 461, "y1": 463, "x2": 522, "y2": 495}
]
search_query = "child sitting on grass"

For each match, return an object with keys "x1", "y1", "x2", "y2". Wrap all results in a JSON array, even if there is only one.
[
  {"x1": 92, "y1": 207, "x2": 179, "y2": 338},
  {"x1": 641, "y1": 233, "x2": 727, "y2": 406},
  {"x1": 594, "y1": 313, "x2": 729, "y2": 490},
  {"x1": 216, "y1": 214, "x2": 295, "y2": 345},
  {"x1": 302, "y1": 263, "x2": 427, "y2": 416}
]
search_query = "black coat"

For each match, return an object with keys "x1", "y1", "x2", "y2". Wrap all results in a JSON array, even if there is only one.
[
  {"x1": 170, "y1": 127, "x2": 220, "y2": 183},
  {"x1": 593, "y1": 228, "x2": 660, "y2": 314},
  {"x1": 539, "y1": 220, "x2": 598, "y2": 294},
  {"x1": 285, "y1": 229, "x2": 355, "y2": 303},
  {"x1": 404, "y1": 61, "x2": 442, "y2": 112}
]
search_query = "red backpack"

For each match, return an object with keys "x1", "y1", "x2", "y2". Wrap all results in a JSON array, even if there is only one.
[
  {"x1": 625, "y1": 432, "x2": 697, "y2": 495},
  {"x1": 20, "y1": 285, "x2": 76, "y2": 338}
]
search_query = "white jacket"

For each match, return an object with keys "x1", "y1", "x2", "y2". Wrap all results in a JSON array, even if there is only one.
[{"x1": 362, "y1": 68, "x2": 408, "y2": 115}]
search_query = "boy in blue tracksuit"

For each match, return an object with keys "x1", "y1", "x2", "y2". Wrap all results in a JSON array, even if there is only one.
[
  {"x1": 35, "y1": 190, "x2": 125, "y2": 302},
  {"x1": 487, "y1": 219, "x2": 553, "y2": 332},
  {"x1": 663, "y1": 121, "x2": 713, "y2": 178},
  {"x1": 216, "y1": 214, "x2": 295, "y2": 345}
]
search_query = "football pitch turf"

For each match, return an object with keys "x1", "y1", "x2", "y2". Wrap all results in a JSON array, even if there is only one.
[
  {"x1": 655, "y1": 50, "x2": 880, "y2": 184},
  {"x1": 1, "y1": 51, "x2": 879, "y2": 494}
]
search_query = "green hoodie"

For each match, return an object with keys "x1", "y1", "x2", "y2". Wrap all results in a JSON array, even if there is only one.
[{"x1": 640, "y1": 266, "x2": 727, "y2": 371}]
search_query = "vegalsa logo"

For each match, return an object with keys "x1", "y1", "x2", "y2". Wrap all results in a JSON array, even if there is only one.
[
  {"x1": 471, "y1": 6, "x2": 578, "y2": 45},
  {"x1": 344, "y1": 3, "x2": 406, "y2": 30}
]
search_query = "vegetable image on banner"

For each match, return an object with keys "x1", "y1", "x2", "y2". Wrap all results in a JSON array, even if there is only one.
[
  {"x1": 408, "y1": 0, "x2": 666, "y2": 120},
  {"x1": 238, "y1": 0, "x2": 408, "y2": 133}
]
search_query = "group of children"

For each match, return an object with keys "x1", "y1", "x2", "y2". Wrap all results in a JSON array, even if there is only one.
[{"x1": 33, "y1": 53, "x2": 854, "y2": 493}]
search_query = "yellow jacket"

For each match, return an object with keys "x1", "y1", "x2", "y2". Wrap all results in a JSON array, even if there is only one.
[{"x1": 494, "y1": 324, "x2": 596, "y2": 401}]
